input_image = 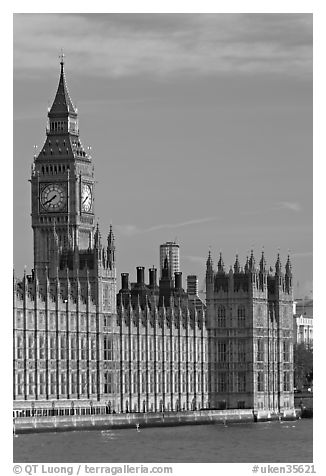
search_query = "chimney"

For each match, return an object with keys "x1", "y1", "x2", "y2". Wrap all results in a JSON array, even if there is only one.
[
  {"x1": 149, "y1": 267, "x2": 157, "y2": 287},
  {"x1": 174, "y1": 272, "x2": 182, "y2": 290},
  {"x1": 136, "y1": 266, "x2": 145, "y2": 285},
  {"x1": 121, "y1": 273, "x2": 129, "y2": 290}
]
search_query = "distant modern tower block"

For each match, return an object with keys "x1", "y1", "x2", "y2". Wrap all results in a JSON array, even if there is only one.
[
  {"x1": 159, "y1": 241, "x2": 180, "y2": 278},
  {"x1": 187, "y1": 275, "x2": 199, "y2": 296},
  {"x1": 187, "y1": 274, "x2": 205, "y2": 311}
]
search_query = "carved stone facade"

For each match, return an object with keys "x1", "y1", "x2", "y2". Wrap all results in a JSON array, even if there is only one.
[
  {"x1": 206, "y1": 251, "x2": 294, "y2": 413},
  {"x1": 13, "y1": 60, "x2": 294, "y2": 415}
]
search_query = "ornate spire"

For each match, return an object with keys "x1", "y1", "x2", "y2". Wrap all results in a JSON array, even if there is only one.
[
  {"x1": 108, "y1": 224, "x2": 114, "y2": 243},
  {"x1": 248, "y1": 250, "x2": 256, "y2": 272},
  {"x1": 285, "y1": 254, "x2": 292, "y2": 277},
  {"x1": 285, "y1": 254, "x2": 292, "y2": 292},
  {"x1": 206, "y1": 250, "x2": 213, "y2": 271},
  {"x1": 244, "y1": 256, "x2": 249, "y2": 273},
  {"x1": 234, "y1": 254, "x2": 240, "y2": 273},
  {"x1": 107, "y1": 224, "x2": 116, "y2": 269},
  {"x1": 94, "y1": 223, "x2": 101, "y2": 249},
  {"x1": 275, "y1": 253, "x2": 282, "y2": 275},
  {"x1": 217, "y1": 252, "x2": 225, "y2": 274},
  {"x1": 48, "y1": 53, "x2": 77, "y2": 118},
  {"x1": 259, "y1": 250, "x2": 267, "y2": 273}
]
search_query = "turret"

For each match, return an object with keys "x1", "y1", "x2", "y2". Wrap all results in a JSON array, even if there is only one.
[
  {"x1": 206, "y1": 251, "x2": 214, "y2": 296},
  {"x1": 248, "y1": 250, "x2": 256, "y2": 272},
  {"x1": 285, "y1": 254, "x2": 293, "y2": 293},
  {"x1": 94, "y1": 223, "x2": 101, "y2": 250},
  {"x1": 234, "y1": 254, "x2": 240, "y2": 274},
  {"x1": 259, "y1": 250, "x2": 267, "y2": 273},
  {"x1": 107, "y1": 224, "x2": 115, "y2": 270},
  {"x1": 244, "y1": 256, "x2": 250, "y2": 274},
  {"x1": 206, "y1": 250, "x2": 213, "y2": 272},
  {"x1": 248, "y1": 250, "x2": 257, "y2": 286},
  {"x1": 217, "y1": 252, "x2": 225, "y2": 274},
  {"x1": 285, "y1": 254, "x2": 292, "y2": 277},
  {"x1": 259, "y1": 250, "x2": 267, "y2": 290},
  {"x1": 275, "y1": 253, "x2": 282, "y2": 275},
  {"x1": 274, "y1": 253, "x2": 284, "y2": 291}
]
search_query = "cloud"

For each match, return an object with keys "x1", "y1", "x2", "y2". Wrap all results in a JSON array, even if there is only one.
[
  {"x1": 116, "y1": 216, "x2": 217, "y2": 236},
  {"x1": 115, "y1": 224, "x2": 140, "y2": 236},
  {"x1": 145, "y1": 217, "x2": 217, "y2": 232},
  {"x1": 13, "y1": 13, "x2": 312, "y2": 80},
  {"x1": 277, "y1": 201, "x2": 302, "y2": 212},
  {"x1": 241, "y1": 201, "x2": 302, "y2": 217}
]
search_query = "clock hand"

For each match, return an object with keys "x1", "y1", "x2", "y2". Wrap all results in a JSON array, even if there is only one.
[
  {"x1": 82, "y1": 195, "x2": 89, "y2": 204},
  {"x1": 44, "y1": 194, "x2": 57, "y2": 205}
]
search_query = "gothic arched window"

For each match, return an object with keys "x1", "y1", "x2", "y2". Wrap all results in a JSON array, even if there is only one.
[
  {"x1": 237, "y1": 305, "x2": 246, "y2": 328},
  {"x1": 217, "y1": 305, "x2": 226, "y2": 327}
]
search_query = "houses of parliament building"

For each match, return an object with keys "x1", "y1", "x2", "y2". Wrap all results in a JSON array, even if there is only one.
[{"x1": 13, "y1": 59, "x2": 295, "y2": 416}]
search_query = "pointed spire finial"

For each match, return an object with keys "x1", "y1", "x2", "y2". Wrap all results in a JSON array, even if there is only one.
[
  {"x1": 285, "y1": 253, "x2": 292, "y2": 276},
  {"x1": 217, "y1": 252, "x2": 225, "y2": 273},
  {"x1": 234, "y1": 254, "x2": 240, "y2": 273},
  {"x1": 59, "y1": 49, "x2": 65, "y2": 66},
  {"x1": 108, "y1": 223, "x2": 115, "y2": 243},
  {"x1": 249, "y1": 249, "x2": 256, "y2": 272},
  {"x1": 244, "y1": 256, "x2": 249, "y2": 273},
  {"x1": 259, "y1": 249, "x2": 267, "y2": 272},
  {"x1": 275, "y1": 252, "x2": 282, "y2": 275},
  {"x1": 206, "y1": 249, "x2": 213, "y2": 269},
  {"x1": 49, "y1": 51, "x2": 77, "y2": 118}
]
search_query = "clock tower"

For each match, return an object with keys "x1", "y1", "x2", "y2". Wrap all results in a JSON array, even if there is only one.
[{"x1": 31, "y1": 57, "x2": 96, "y2": 278}]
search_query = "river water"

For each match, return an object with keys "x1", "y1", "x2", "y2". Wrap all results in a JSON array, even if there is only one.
[{"x1": 13, "y1": 419, "x2": 312, "y2": 463}]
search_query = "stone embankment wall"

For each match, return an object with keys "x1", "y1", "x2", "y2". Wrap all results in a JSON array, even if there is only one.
[{"x1": 14, "y1": 408, "x2": 297, "y2": 434}]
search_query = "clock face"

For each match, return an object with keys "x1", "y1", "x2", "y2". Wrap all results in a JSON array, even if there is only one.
[
  {"x1": 40, "y1": 183, "x2": 66, "y2": 212},
  {"x1": 81, "y1": 183, "x2": 92, "y2": 212}
]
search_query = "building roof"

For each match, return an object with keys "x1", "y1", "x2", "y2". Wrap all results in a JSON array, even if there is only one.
[
  {"x1": 48, "y1": 60, "x2": 77, "y2": 118},
  {"x1": 294, "y1": 313, "x2": 313, "y2": 321}
]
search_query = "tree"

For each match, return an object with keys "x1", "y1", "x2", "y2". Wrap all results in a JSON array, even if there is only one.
[{"x1": 293, "y1": 343, "x2": 313, "y2": 390}]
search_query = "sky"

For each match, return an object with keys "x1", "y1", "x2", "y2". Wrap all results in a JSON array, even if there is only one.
[{"x1": 13, "y1": 12, "x2": 313, "y2": 298}]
